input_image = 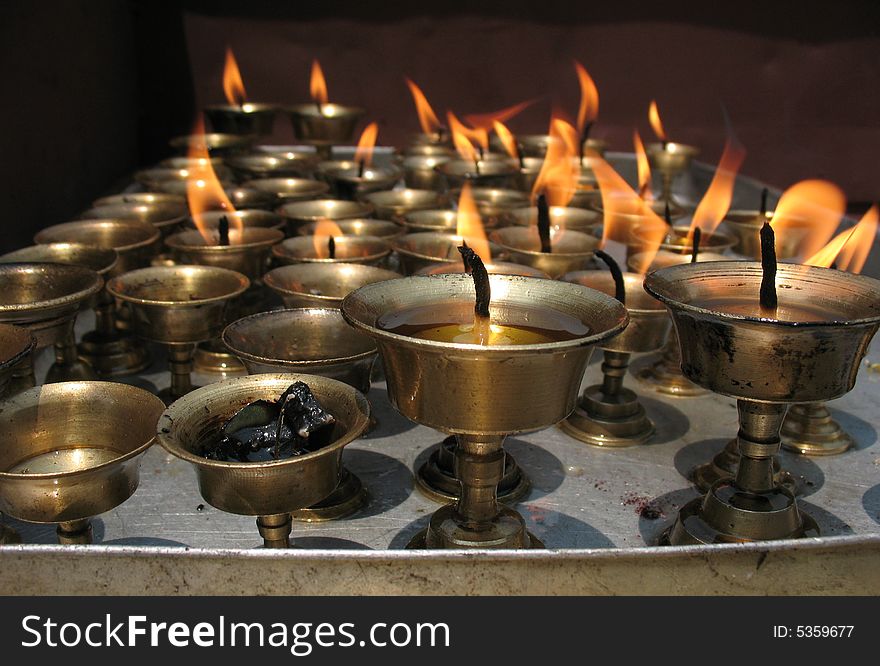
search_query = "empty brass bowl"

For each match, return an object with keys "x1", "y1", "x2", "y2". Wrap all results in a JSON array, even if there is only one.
[
  {"x1": 0, "y1": 381, "x2": 164, "y2": 539},
  {"x1": 223, "y1": 309, "x2": 378, "y2": 393},
  {"x1": 80, "y1": 201, "x2": 188, "y2": 238},
  {"x1": 505, "y1": 205, "x2": 602, "y2": 233},
  {"x1": 362, "y1": 189, "x2": 447, "y2": 219},
  {"x1": 169, "y1": 133, "x2": 254, "y2": 156},
  {"x1": 264, "y1": 263, "x2": 401, "y2": 308},
  {"x1": 92, "y1": 192, "x2": 185, "y2": 209},
  {"x1": 286, "y1": 104, "x2": 366, "y2": 143},
  {"x1": 35, "y1": 219, "x2": 160, "y2": 274},
  {"x1": 297, "y1": 218, "x2": 404, "y2": 240},
  {"x1": 241, "y1": 177, "x2": 330, "y2": 204},
  {"x1": 489, "y1": 226, "x2": 599, "y2": 278},
  {"x1": 184, "y1": 209, "x2": 285, "y2": 233},
  {"x1": 165, "y1": 227, "x2": 284, "y2": 279},
  {"x1": 157, "y1": 373, "x2": 370, "y2": 520},
  {"x1": 0, "y1": 324, "x2": 35, "y2": 397},
  {"x1": 135, "y1": 164, "x2": 233, "y2": 190},
  {"x1": 0, "y1": 243, "x2": 118, "y2": 277},
  {"x1": 204, "y1": 103, "x2": 279, "y2": 135},
  {"x1": 391, "y1": 232, "x2": 507, "y2": 275},
  {"x1": 0, "y1": 263, "x2": 102, "y2": 327},
  {"x1": 227, "y1": 150, "x2": 319, "y2": 179},
  {"x1": 277, "y1": 199, "x2": 373, "y2": 235},
  {"x1": 272, "y1": 235, "x2": 391, "y2": 266},
  {"x1": 401, "y1": 209, "x2": 459, "y2": 233}
]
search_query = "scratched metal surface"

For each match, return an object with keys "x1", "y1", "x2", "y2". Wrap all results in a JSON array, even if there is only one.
[{"x1": 4, "y1": 155, "x2": 880, "y2": 558}]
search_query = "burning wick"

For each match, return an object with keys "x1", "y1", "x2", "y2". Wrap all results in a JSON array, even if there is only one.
[
  {"x1": 478, "y1": 146, "x2": 485, "y2": 161},
  {"x1": 357, "y1": 160, "x2": 365, "y2": 178},
  {"x1": 664, "y1": 201, "x2": 673, "y2": 227},
  {"x1": 435, "y1": 126, "x2": 446, "y2": 142},
  {"x1": 457, "y1": 244, "x2": 495, "y2": 345},
  {"x1": 473, "y1": 158, "x2": 481, "y2": 176},
  {"x1": 579, "y1": 121, "x2": 594, "y2": 166},
  {"x1": 537, "y1": 193, "x2": 552, "y2": 254},
  {"x1": 691, "y1": 227, "x2": 702, "y2": 264},
  {"x1": 218, "y1": 215, "x2": 230, "y2": 247},
  {"x1": 515, "y1": 143, "x2": 525, "y2": 171},
  {"x1": 595, "y1": 250, "x2": 626, "y2": 306},
  {"x1": 759, "y1": 220, "x2": 778, "y2": 312},
  {"x1": 328, "y1": 236, "x2": 336, "y2": 260},
  {"x1": 315, "y1": 100, "x2": 325, "y2": 117},
  {"x1": 760, "y1": 187, "x2": 770, "y2": 219}
]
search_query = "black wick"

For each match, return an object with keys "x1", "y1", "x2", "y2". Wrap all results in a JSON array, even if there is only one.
[
  {"x1": 328, "y1": 236, "x2": 336, "y2": 260},
  {"x1": 691, "y1": 227, "x2": 702, "y2": 264},
  {"x1": 458, "y1": 243, "x2": 491, "y2": 318},
  {"x1": 759, "y1": 220, "x2": 778, "y2": 311},
  {"x1": 218, "y1": 215, "x2": 230, "y2": 246},
  {"x1": 595, "y1": 249, "x2": 626, "y2": 306},
  {"x1": 537, "y1": 192, "x2": 552, "y2": 253}
]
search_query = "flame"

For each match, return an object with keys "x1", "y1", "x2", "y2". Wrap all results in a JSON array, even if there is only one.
[
  {"x1": 688, "y1": 134, "x2": 747, "y2": 238},
  {"x1": 574, "y1": 60, "x2": 599, "y2": 134},
  {"x1": 354, "y1": 122, "x2": 379, "y2": 168},
  {"x1": 185, "y1": 118, "x2": 240, "y2": 243},
  {"x1": 312, "y1": 219, "x2": 344, "y2": 258},
  {"x1": 530, "y1": 117, "x2": 579, "y2": 207},
  {"x1": 463, "y1": 99, "x2": 536, "y2": 133},
  {"x1": 404, "y1": 78, "x2": 442, "y2": 135},
  {"x1": 447, "y1": 111, "x2": 480, "y2": 163},
  {"x1": 222, "y1": 46, "x2": 247, "y2": 107},
  {"x1": 493, "y1": 121, "x2": 519, "y2": 160},
  {"x1": 310, "y1": 59, "x2": 329, "y2": 105},
  {"x1": 633, "y1": 130, "x2": 653, "y2": 201},
  {"x1": 806, "y1": 204, "x2": 877, "y2": 273},
  {"x1": 592, "y1": 155, "x2": 667, "y2": 273},
  {"x1": 771, "y1": 179, "x2": 845, "y2": 260},
  {"x1": 648, "y1": 100, "x2": 667, "y2": 142},
  {"x1": 456, "y1": 183, "x2": 491, "y2": 263}
]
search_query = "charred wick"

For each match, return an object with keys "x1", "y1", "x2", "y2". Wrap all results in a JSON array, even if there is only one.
[
  {"x1": 516, "y1": 143, "x2": 525, "y2": 170},
  {"x1": 537, "y1": 193, "x2": 552, "y2": 253},
  {"x1": 218, "y1": 215, "x2": 230, "y2": 247},
  {"x1": 457, "y1": 244, "x2": 491, "y2": 318},
  {"x1": 328, "y1": 236, "x2": 336, "y2": 260},
  {"x1": 579, "y1": 121, "x2": 594, "y2": 164},
  {"x1": 664, "y1": 201, "x2": 673, "y2": 227},
  {"x1": 595, "y1": 250, "x2": 626, "y2": 306},
  {"x1": 760, "y1": 187, "x2": 769, "y2": 217},
  {"x1": 691, "y1": 227, "x2": 702, "y2": 264},
  {"x1": 759, "y1": 220, "x2": 778, "y2": 311},
  {"x1": 357, "y1": 159, "x2": 365, "y2": 178}
]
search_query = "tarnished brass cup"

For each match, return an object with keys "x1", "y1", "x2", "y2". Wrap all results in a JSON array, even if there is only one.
[
  {"x1": 241, "y1": 178, "x2": 330, "y2": 205},
  {"x1": 287, "y1": 103, "x2": 366, "y2": 144},
  {"x1": 559, "y1": 271, "x2": 671, "y2": 447},
  {"x1": 165, "y1": 227, "x2": 283, "y2": 279},
  {"x1": 277, "y1": 199, "x2": 373, "y2": 236},
  {"x1": 80, "y1": 201, "x2": 188, "y2": 240},
  {"x1": 227, "y1": 150, "x2": 319, "y2": 180},
  {"x1": 0, "y1": 381, "x2": 164, "y2": 544},
  {"x1": 169, "y1": 133, "x2": 253, "y2": 156},
  {"x1": 504, "y1": 205, "x2": 602, "y2": 234},
  {"x1": 343, "y1": 274, "x2": 628, "y2": 549},
  {"x1": 322, "y1": 164, "x2": 403, "y2": 200},
  {"x1": 391, "y1": 232, "x2": 506, "y2": 275},
  {"x1": 0, "y1": 324, "x2": 34, "y2": 399},
  {"x1": 264, "y1": 263, "x2": 401, "y2": 309},
  {"x1": 157, "y1": 373, "x2": 370, "y2": 547},
  {"x1": 436, "y1": 158, "x2": 519, "y2": 190},
  {"x1": 272, "y1": 236, "x2": 391, "y2": 267},
  {"x1": 489, "y1": 226, "x2": 599, "y2": 278},
  {"x1": 645, "y1": 262, "x2": 880, "y2": 545},
  {"x1": 298, "y1": 218, "x2": 404, "y2": 240},
  {"x1": 204, "y1": 103, "x2": 278, "y2": 135},
  {"x1": 362, "y1": 189, "x2": 447, "y2": 221},
  {"x1": 185, "y1": 209, "x2": 285, "y2": 233},
  {"x1": 402, "y1": 155, "x2": 452, "y2": 191},
  {"x1": 223, "y1": 309, "x2": 379, "y2": 521},
  {"x1": 107, "y1": 265, "x2": 250, "y2": 404},
  {"x1": 646, "y1": 142, "x2": 699, "y2": 205},
  {"x1": 0, "y1": 263, "x2": 102, "y2": 390}
]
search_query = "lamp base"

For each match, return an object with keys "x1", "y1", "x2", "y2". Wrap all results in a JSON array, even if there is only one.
[
  {"x1": 781, "y1": 403, "x2": 854, "y2": 456},
  {"x1": 0, "y1": 521, "x2": 21, "y2": 545},
  {"x1": 692, "y1": 438, "x2": 797, "y2": 494},
  {"x1": 415, "y1": 436, "x2": 530, "y2": 504},
  {"x1": 56, "y1": 519, "x2": 93, "y2": 545},
  {"x1": 45, "y1": 358, "x2": 99, "y2": 383},
  {"x1": 633, "y1": 353, "x2": 707, "y2": 397},
  {"x1": 291, "y1": 467, "x2": 368, "y2": 522},
  {"x1": 78, "y1": 330, "x2": 152, "y2": 377},
  {"x1": 193, "y1": 339, "x2": 247, "y2": 375},
  {"x1": 407, "y1": 504, "x2": 544, "y2": 549},
  {"x1": 559, "y1": 385, "x2": 654, "y2": 447}
]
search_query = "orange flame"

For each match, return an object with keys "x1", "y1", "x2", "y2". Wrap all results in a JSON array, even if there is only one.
[
  {"x1": 531, "y1": 117, "x2": 579, "y2": 207},
  {"x1": 464, "y1": 99, "x2": 536, "y2": 133},
  {"x1": 456, "y1": 183, "x2": 491, "y2": 263},
  {"x1": 186, "y1": 118, "x2": 240, "y2": 243},
  {"x1": 592, "y1": 156, "x2": 667, "y2": 273},
  {"x1": 493, "y1": 121, "x2": 519, "y2": 160},
  {"x1": 404, "y1": 78, "x2": 442, "y2": 135},
  {"x1": 447, "y1": 111, "x2": 480, "y2": 163},
  {"x1": 806, "y1": 204, "x2": 877, "y2": 273},
  {"x1": 222, "y1": 46, "x2": 247, "y2": 107},
  {"x1": 310, "y1": 59, "x2": 329, "y2": 105},
  {"x1": 312, "y1": 219, "x2": 344, "y2": 258},
  {"x1": 648, "y1": 100, "x2": 667, "y2": 142},
  {"x1": 354, "y1": 122, "x2": 379, "y2": 168},
  {"x1": 574, "y1": 61, "x2": 599, "y2": 133},
  {"x1": 688, "y1": 135, "x2": 747, "y2": 238},
  {"x1": 771, "y1": 179, "x2": 845, "y2": 260},
  {"x1": 633, "y1": 130, "x2": 653, "y2": 201}
]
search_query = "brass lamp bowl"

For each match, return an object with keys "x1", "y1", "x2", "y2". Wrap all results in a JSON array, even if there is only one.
[
  {"x1": 391, "y1": 232, "x2": 506, "y2": 275},
  {"x1": 489, "y1": 226, "x2": 599, "y2": 278},
  {"x1": 80, "y1": 201, "x2": 188, "y2": 239},
  {"x1": 224, "y1": 187, "x2": 278, "y2": 211},
  {"x1": 157, "y1": 373, "x2": 370, "y2": 547},
  {"x1": 0, "y1": 381, "x2": 164, "y2": 544},
  {"x1": 204, "y1": 103, "x2": 279, "y2": 135},
  {"x1": 629, "y1": 223, "x2": 735, "y2": 258},
  {"x1": 559, "y1": 270, "x2": 672, "y2": 447},
  {"x1": 723, "y1": 210, "x2": 809, "y2": 260},
  {"x1": 504, "y1": 205, "x2": 602, "y2": 233},
  {"x1": 298, "y1": 218, "x2": 404, "y2": 240},
  {"x1": 134, "y1": 165, "x2": 234, "y2": 190},
  {"x1": 401, "y1": 209, "x2": 459, "y2": 234},
  {"x1": 322, "y1": 164, "x2": 404, "y2": 200},
  {"x1": 416, "y1": 261, "x2": 549, "y2": 278},
  {"x1": 287, "y1": 103, "x2": 366, "y2": 143},
  {"x1": 402, "y1": 155, "x2": 452, "y2": 191},
  {"x1": 227, "y1": 150, "x2": 319, "y2": 180},
  {"x1": 511, "y1": 134, "x2": 607, "y2": 159},
  {"x1": 277, "y1": 199, "x2": 373, "y2": 235},
  {"x1": 0, "y1": 243, "x2": 118, "y2": 278},
  {"x1": 0, "y1": 324, "x2": 35, "y2": 398},
  {"x1": 645, "y1": 262, "x2": 880, "y2": 546},
  {"x1": 184, "y1": 209, "x2": 285, "y2": 233},
  {"x1": 406, "y1": 134, "x2": 453, "y2": 153},
  {"x1": 362, "y1": 189, "x2": 447, "y2": 220},
  {"x1": 342, "y1": 274, "x2": 628, "y2": 549},
  {"x1": 436, "y1": 158, "x2": 518, "y2": 190},
  {"x1": 92, "y1": 192, "x2": 185, "y2": 209},
  {"x1": 35, "y1": 219, "x2": 160, "y2": 274},
  {"x1": 272, "y1": 235, "x2": 391, "y2": 267},
  {"x1": 645, "y1": 141, "x2": 699, "y2": 175},
  {"x1": 449, "y1": 187, "x2": 531, "y2": 225},
  {"x1": 164, "y1": 227, "x2": 284, "y2": 279},
  {"x1": 264, "y1": 263, "x2": 401, "y2": 309},
  {"x1": 241, "y1": 177, "x2": 330, "y2": 205},
  {"x1": 169, "y1": 133, "x2": 254, "y2": 156}
]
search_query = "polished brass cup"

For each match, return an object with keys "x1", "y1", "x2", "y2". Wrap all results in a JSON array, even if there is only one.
[
  {"x1": 391, "y1": 232, "x2": 506, "y2": 275},
  {"x1": 264, "y1": 263, "x2": 401, "y2": 309},
  {"x1": 204, "y1": 103, "x2": 278, "y2": 135},
  {"x1": 645, "y1": 142, "x2": 699, "y2": 205},
  {"x1": 241, "y1": 177, "x2": 330, "y2": 205},
  {"x1": 342, "y1": 274, "x2": 628, "y2": 549},
  {"x1": 169, "y1": 133, "x2": 253, "y2": 156},
  {"x1": 0, "y1": 263, "x2": 102, "y2": 390},
  {"x1": 0, "y1": 381, "x2": 164, "y2": 544},
  {"x1": 287, "y1": 103, "x2": 366, "y2": 144},
  {"x1": 402, "y1": 155, "x2": 452, "y2": 191},
  {"x1": 436, "y1": 158, "x2": 519, "y2": 190},
  {"x1": 80, "y1": 200, "x2": 188, "y2": 240},
  {"x1": 223, "y1": 309, "x2": 379, "y2": 521},
  {"x1": 165, "y1": 227, "x2": 283, "y2": 280},
  {"x1": 559, "y1": 271, "x2": 671, "y2": 447},
  {"x1": 489, "y1": 226, "x2": 599, "y2": 278},
  {"x1": 107, "y1": 265, "x2": 249, "y2": 404},
  {"x1": 158, "y1": 373, "x2": 370, "y2": 547},
  {"x1": 504, "y1": 205, "x2": 602, "y2": 234},
  {"x1": 297, "y1": 218, "x2": 404, "y2": 240},
  {"x1": 645, "y1": 262, "x2": 880, "y2": 545},
  {"x1": 184, "y1": 209, "x2": 285, "y2": 233},
  {"x1": 277, "y1": 199, "x2": 373, "y2": 236},
  {"x1": 227, "y1": 150, "x2": 319, "y2": 180},
  {"x1": 273, "y1": 235, "x2": 391, "y2": 267},
  {"x1": 362, "y1": 189, "x2": 447, "y2": 221}
]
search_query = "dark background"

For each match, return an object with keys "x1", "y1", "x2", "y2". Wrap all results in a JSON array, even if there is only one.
[{"x1": 1, "y1": 0, "x2": 878, "y2": 253}]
